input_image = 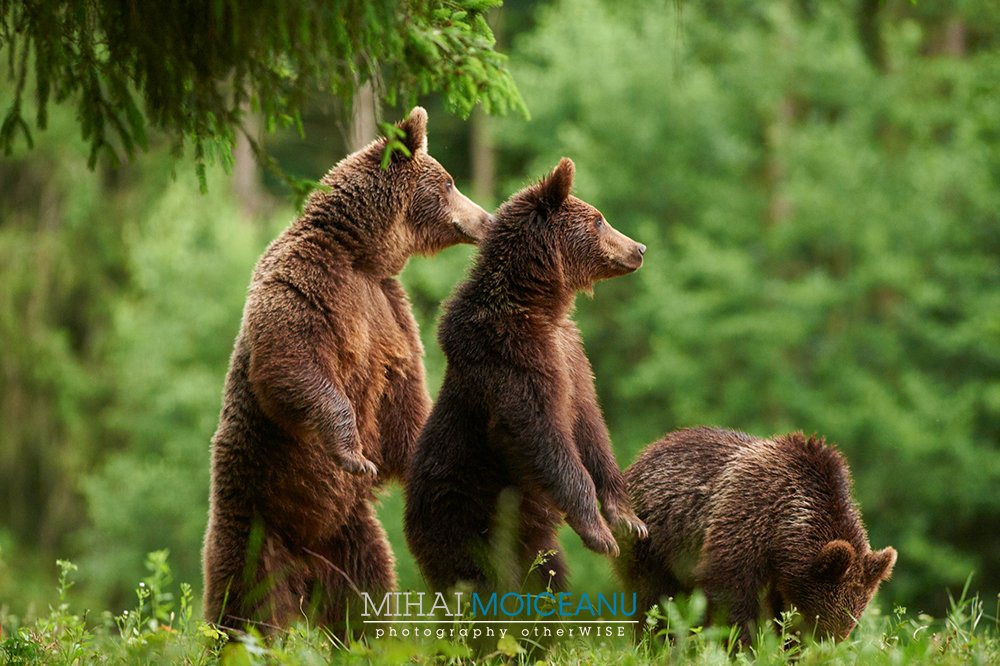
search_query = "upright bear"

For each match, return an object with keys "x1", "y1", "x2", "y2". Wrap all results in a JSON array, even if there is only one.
[
  {"x1": 404, "y1": 158, "x2": 648, "y2": 593},
  {"x1": 202, "y1": 107, "x2": 491, "y2": 632},
  {"x1": 619, "y1": 427, "x2": 897, "y2": 643}
]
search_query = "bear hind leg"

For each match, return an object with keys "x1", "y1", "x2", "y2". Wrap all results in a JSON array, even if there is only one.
[
  {"x1": 204, "y1": 516, "x2": 304, "y2": 633},
  {"x1": 517, "y1": 496, "x2": 568, "y2": 593},
  {"x1": 618, "y1": 535, "x2": 685, "y2": 644},
  {"x1": 406, "y1": 481, "x2": 496, "y2": 592},
  {"x1": 307, "y1": 502, "x2": 396, "y2": 637}
]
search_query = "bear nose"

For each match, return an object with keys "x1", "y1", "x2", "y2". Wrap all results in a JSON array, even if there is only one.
[{"x1": 637, "y1": 243, "x2": 647, "y2": 256}]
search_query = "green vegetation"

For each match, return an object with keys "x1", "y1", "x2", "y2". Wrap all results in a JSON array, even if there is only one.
[
  {"x1": 499, "y1": 0, "x2": 1000, "y2": 610},
  {"x1": 2, "y1": 0, "x2": 999, "y2": 662},
  {"x1": 1, "y1": 552, "x2": 997, "y2": 664},
  {"x1": 0, "y1": 0, "x2": 524, "y2": 190}
]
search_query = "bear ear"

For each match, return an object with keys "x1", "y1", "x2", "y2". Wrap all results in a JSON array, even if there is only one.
[
  {"x1": 814, "y1": 540, "x2": 855, "y2": 582},
  {"x1": 397, "y1": 106, "x2": 428, "y2": 156},
  {"x1": 534, "y1": 157, "x2": 575, "y2": 214},
  {"x1": 864, "y1": 547, "x2": 897, "y2": 583}
]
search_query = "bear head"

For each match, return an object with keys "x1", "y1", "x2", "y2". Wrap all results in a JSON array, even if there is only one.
[
  {"x1": 311, "y1": 107, "x2": 491, "y2": 277},
  {"x1": 485, "y1": 157, "x2": 646, "y2": 298},
  {"x1": 394, "y1": 107, "x2": 493, "y2": 253},
  {"x1": 792, "y1": 539, "x2": 897, "y2": 640}
]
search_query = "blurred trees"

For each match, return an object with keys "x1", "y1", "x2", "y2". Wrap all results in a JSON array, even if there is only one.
[
  {"x1": 79, "y1": 173, "x2": 276, "y2": 597},
  {"x1": 0, "y1": 99, "x2": 275, "y2": 605},
  {"x1": 0, "y1": 114, "x2": 118, "y2": 556},
  {"x1": 2, "y1": 0, "x2": 999, "y2": 617},
  {"x1": 500, "y1": 0, "x2": 1000, "y2": 609}
]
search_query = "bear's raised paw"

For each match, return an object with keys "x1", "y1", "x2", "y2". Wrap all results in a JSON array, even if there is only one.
[
  {"x1": 335, "y1": 452, "x2": 379, "y2": 477},
  {"x1": 572, "y1": 515, "x2": 620, "y2": 558}
]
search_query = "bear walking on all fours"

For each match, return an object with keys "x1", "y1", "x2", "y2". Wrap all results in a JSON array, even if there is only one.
[
  {"x1": 202, "y1": 107, "x2": 491, "y2": 634},
  {"x1": 617, "y1": 427, "x2": 897, "y2": 644},
  {"x1": 404, "y1": 158, "x2": 649, "y2": 593}
]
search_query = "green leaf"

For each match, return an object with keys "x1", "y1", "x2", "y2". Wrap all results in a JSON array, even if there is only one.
[
  {"x1": 497, "y1": 634, "x2": 525, "y2": 657},
  {"x1": 220, "y1": 643, "x2": 252, "y2": 666}
]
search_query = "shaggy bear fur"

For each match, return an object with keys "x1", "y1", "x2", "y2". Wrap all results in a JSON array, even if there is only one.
[
  {"x1": 619, "y1": 427, "x2": 897, "y2": 642},
  {"x1": 202, "y1": 107, "x2": 491, "y2": 632},
  {"x1": 404, "y1": 158, "x2": 648, "y2": 593}
]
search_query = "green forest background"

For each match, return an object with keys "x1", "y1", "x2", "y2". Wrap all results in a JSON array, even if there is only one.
[{"x1": 2, "y1": 0, "x2": 999, "y2": 625}]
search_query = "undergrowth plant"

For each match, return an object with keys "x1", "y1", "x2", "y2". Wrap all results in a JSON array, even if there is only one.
[{"x1": 0, "y1": 551, "x2": 997, "y2": 664}]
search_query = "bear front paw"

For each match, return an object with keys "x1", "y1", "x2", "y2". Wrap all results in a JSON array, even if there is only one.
[
  {"x1": 602, "y1": 502, "x2": 649, "y2": 540},
  {"x1": 625, "y1": 515, "x2": 649, "y2": 539},
  {"x1": 335, "y1": 451, "x2": 379, "y2": 477},
  {"x1": 572, "y1": 515, "x2": 620, "y2": 558},
  {"x1": 616, "y1": 510, "x2": 649, "y2": 540}
]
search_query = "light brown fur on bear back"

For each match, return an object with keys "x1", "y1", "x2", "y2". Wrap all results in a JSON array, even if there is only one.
[{"x1": 620, "y1": 427, "x2": 896, "y2": 643}]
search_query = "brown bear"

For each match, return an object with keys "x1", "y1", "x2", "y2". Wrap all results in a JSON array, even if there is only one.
[
  {"x1": 404, "y1": 158, "x2": 648, "y2": 593},
  {"x1": 618, "y1": 427, "x2": 897, "y2": 643},
  {"x1": 202, "y1": 107, "x2": 491, "y2": 633}
]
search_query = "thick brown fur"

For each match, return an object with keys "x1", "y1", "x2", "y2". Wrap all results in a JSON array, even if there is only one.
[
  {"x1": 202, "y1": 108, "x2": 491, "y2": 633},
  {"x1": 404, "y1": 158, "x2": 649, "y2": 593},
  {"x1": 618, "y1": 427, "x2": 897, "y2": 643}
]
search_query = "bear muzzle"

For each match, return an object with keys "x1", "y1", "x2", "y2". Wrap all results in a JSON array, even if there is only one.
[
  {"x1": 606, "y1": 228, "x2": 646, "y2": 273},
  {"x1": 449, "y1": 187, "x2": 493, "y2": 243}
]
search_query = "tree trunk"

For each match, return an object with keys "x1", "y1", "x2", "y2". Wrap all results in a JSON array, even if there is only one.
[
  {"x1": 469, "y1": 7, "x2": 502, "y2": 205},
  {"x1": 470, "y1": 108, "x2": 496, "y2": 205},
  {"x1": 764, "y1": 95, "x2": 796, "y2": 228},
  {"x1": 349, "y1": 81, "x2": 378, "y2": 152},
  {"x1": 232, "y1": 112, "x2": 266, "y2": 218},
  {"x1": 939, "y1": 17, "x2": 967, "y2": 57},
  {"x1": 232, "y1": 117, "x2": 264, "y2": 218}
]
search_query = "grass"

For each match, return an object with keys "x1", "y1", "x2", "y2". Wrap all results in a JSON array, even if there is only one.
[{"x1": 1, "y1": 552, "x2": 997, "y2": 665}]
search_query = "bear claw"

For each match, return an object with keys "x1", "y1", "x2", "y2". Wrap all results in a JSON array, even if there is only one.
[
  {"x1": 576, "y1": 519, "x2": 620, "y2": 557},
  {"x1": 604, "y1": 503, "x2": 649, "y2": 540},
  {"x1": 622, "y1": 515, "x2": 649, "y2": 539},
  {"x1": 337, "y1": 453, "x2": 378, "y2": 477}
]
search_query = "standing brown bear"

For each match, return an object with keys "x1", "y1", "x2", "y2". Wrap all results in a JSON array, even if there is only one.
[
  {"x1": 618, "y1": 427, "x2": 897, "y2": 643},
  {"x1": 202, "y1": 107, "x2": 491, "y2": 632},
  {"x1": 404, "y1": 158, "x2": 648, "y2": 592}
]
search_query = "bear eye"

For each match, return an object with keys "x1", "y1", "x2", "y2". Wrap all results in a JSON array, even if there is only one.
[
  {"x1": 445, "y1": 178, "x2": 454, "y2": 192},
  {"x1": 594, "y1": 215, "x2": 604, "y2": 228}
]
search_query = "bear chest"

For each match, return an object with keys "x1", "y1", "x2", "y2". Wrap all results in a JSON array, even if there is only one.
[
  {"x1": 551, "y1": 327, "x2": 588, "y2": 417},
  {"x1": 328, "y1": 287, "x2": 414, "y2": 396}
]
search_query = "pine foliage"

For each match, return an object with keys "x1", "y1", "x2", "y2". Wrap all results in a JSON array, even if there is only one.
[{"x1": 0, "y1": 0, "x2": 525, "y2": 188}]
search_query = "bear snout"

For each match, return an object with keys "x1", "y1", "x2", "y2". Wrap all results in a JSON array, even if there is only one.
[
  {"x1": 602, "y1": 222, "x2": 645, "y2": 274},
  {"x1": 629, "y1": 243, "x2": 647, "y2": 267},
  {"x1": 618, "y1": 241, "x2": 645, "y2": 272},
  {"x1": 449, "y1": 188, "x2": 492, "y2": 243}
]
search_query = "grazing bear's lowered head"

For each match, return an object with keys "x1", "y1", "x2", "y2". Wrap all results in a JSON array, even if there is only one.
[
  {"x1": 790, "y1": 536, "x2": 897, "y2": 640},
  {"x1": 480, "y1": 157, "x2": 645, "y2": 300},
  {"x1": 620, "y1": 427, "x2": 896, "y2": 644},
  {"x1": 303, "y1": 106, "x2": 492, "y2": 277}
]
